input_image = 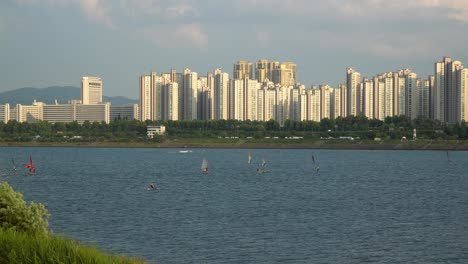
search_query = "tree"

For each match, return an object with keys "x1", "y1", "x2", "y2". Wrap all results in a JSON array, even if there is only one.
[{"x1": 0, "y1": 182, "x2": 49, "y2": 235}]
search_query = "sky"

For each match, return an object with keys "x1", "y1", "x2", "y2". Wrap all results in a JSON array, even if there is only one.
[{"x1": 1, "y1": 0, "x2": 468, "y2": 99}]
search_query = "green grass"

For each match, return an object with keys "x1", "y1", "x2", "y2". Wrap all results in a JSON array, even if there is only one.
[{"x1": 0, "y1": 228, "x2": 145, "y2": 264}]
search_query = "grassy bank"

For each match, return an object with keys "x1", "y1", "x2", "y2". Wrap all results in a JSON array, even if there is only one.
[
  {"x1": 0, "y1": 228, "x2": 144, "y2": 264},
  {"x1": 1, "y1": 138, "x2": 468, "y2": 150}
]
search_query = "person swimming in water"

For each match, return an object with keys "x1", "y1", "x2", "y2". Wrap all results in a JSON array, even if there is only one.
[{"x1": 147, "y1": 182, "x2": 157, "y2": 190}]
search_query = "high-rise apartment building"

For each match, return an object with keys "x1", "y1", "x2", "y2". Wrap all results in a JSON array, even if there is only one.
[
  {"x1": 0, "y1": 104, "x2": 9, "y2": 123},
  {"x1": 377, "y1": 72, "x2": 394, "y2": 120},
  {"x1": 276, "y1": 85, "x2": 291, "y2": 125},
  {"x1": 183, "y1": 68, "x2": 198, "y2": 120},
  {"x1": 214, "y1": 69, "x2": 229, "y2": 120},
  {"x1": 362, "y1": 78, "x2": 374, "y2": 119},
  {"x1": 244, "y1": 77, "x2": 261, "y2": 121},
  {"x1": 299, "y1": 90, "x2": 308, "y2": 121},
  {"x1": 164, "y1": 82, "x2": 179, "y2": 120},
  {"x1": 404, "y1": 71, "x2": 418, "y2": 120},
  {"x1": 432, "y1": 57, "x2": 468, "y2": 123},
  {"x1": 320, "y1": 85, "x2": 331, "y2": 120},
  {"x1": 81, "y1": 76, "x2": 103, "y2": 104},
  {"x1": 139, "y1": 74, "x2": 153, "y2": 121},
  {"x1": 456, "y1": 68, "x2": 468, "y2": 122},
  {"x1": 255, "y1": 59, "x2": 269, "y2": 83},
  {"x1": 434, "y1": 60, "x2": 446, "y2": 122},
  {"x1": 339, "y1": 83, "x2": 347, "y2": 118},
  {"x1": 290, "y1": 87, "x2": 302, "y2": 121},
  {"x1": 331, "y1": 87, "x2": 341, "y2": 119},
  {"x1": 307, "y1": 89, "x2": 321, "y2": 122},
  {"x1": 346, "y1": 68, "x2": 361, "y2": 116},
  {"x1": 417, "y1": 78, "x2": 430, "y2": 118},
  {"x1": 272, "y1": 62, "x2": 296, "y2": 86},
  {"x1": 233, "y1": 61, "x2": 253, "y2": 80},
  {"x1": 229, "y1": 79, "x2": 245, "y2": 120},
  {"x1": 264, "y1": 88, "x2": 277, "y2": 121}
]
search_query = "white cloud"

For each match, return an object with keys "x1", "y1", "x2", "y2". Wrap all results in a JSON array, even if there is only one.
[
  {"x1": 138, "y1": 23, "x2": 208, "y2": 48},
  {"x1": 79, "y1": 0, "x2": 115, "y2": 29},
  {"x1": 13, "y1": 0, "x2": 116, "y2": 28},
  {"x1": 414, "y1": 0, "x2": 468, "y2": 22},
  {"x1": 230, "y1": 0, "x2": 468, "y2": 23},
  {"x1": 119, "y1": 0, "x2": 199, "y2": 19}
]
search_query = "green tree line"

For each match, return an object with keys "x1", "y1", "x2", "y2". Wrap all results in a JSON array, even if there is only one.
[{"x1": 0, "y1": 115, "x2": 467, "y2": 142}]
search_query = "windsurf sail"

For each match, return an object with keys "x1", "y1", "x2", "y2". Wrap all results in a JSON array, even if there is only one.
[
  {"x1": 248, "y1": 152, "x2": 252, "y2": 164},
  {"x1": 11, "y1": 158, "x2": 17, "y2": 175},
  {"x1": 201, "y1": 158, "x2": 209, "y2": 174},
  {"x1": 256, "y1": 158, "x2": 268, "y2": 174},
  {"x1": 446, "y1": 151, "x2": 454, "y2": 164},
  {"x1": 23, "y1": 155, "x2": 35, "y2": 174},
  {"x1": 312, "y1": 154, "x2": 319, "y2": 174}
]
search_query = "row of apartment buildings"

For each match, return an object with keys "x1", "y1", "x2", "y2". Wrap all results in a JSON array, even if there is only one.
[
  {"x1": 139, "y1": 57, "x2": 468, "y2": 124},
  {"x1": 1, "y1": 57, "x2": 466, "y2": 125},
  {"x1": 0, "y1": 77, "x2": 139, "y2": 124}
]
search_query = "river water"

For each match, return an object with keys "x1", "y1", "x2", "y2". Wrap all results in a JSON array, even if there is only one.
[{"x1": 1, "y1": 147, "x2": 467, "y2": 263}]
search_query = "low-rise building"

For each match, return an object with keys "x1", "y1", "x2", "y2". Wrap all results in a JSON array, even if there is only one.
[{"x1": 147, "y1": 125, "x2": 166, "y2": 138}]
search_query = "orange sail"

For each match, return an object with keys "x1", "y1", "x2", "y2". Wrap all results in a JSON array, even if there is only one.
[{"x1": 23, "y1": 155, "x2": 35, "y2": 174}]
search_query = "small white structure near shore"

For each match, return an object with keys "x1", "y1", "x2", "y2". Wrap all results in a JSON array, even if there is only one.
[{"x1": 147, "y1": 125, "x2": 166, "y2": 138}]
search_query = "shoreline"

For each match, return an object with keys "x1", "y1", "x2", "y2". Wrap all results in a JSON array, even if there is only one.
[{"x1": 1, "y1": 140, "x2": 467, "y2": 151}]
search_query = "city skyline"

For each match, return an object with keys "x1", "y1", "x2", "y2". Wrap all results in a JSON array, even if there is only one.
[
  {"x1": 2, "y1": 56, "x2": 467, "y2": 125},
  {"x1": 2, "y1": 1, "x2": 468, "y2": 98}
]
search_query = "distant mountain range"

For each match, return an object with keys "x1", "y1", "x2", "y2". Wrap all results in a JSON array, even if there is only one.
[{"x1": 0, "y1": 86, "x2": 138, "y2": 106}]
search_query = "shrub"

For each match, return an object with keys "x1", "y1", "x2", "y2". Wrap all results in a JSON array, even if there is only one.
[{"x1": 0, "y1": 182, "x2": 49, "y2": 235}]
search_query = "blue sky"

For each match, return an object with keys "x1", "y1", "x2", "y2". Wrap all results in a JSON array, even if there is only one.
[{"x1": 1, "y1": 0, "x2": 468, "y2": 99}]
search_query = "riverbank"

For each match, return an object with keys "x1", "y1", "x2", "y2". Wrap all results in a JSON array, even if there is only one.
[{"x1": 1, "y1": 139, "x2": 468, "y2": 150}]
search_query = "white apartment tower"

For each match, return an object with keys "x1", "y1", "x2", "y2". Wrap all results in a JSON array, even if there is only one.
[
  {"x1": 0, "y1": 104, "x2": 10, "y2": 123},
  {"x1": 362, "y1": 78, "x2": 374, "y2": 119},
  {"x1": 214, "y1": 69, "x2": 229, "y2": 120},
  {"x1": 320, "y1": 85, "x2": 331, "y2": 120},
  {"x1": 339, "y1": 84, "x2": 347, "y2": 117},
  {"x1": 290, "y1": 87, "x2": 302, "y2": 121},
  {"x1": 183, "y1": 69, "x2": 198, "y2": 120},
  {"x1": 233, "y1": 61, "x2": 253, "y2": 80},
  {"x1": 229, "y1": 79, "x2": 245, "y2": 120},
  {"x1": 276, "y1": 85, "x2": 290, "y2": 125},
  {"x1": 81, "y1": 76, "x2": 103, "y2": 105},
  {"x1": 404, "y1": 71, "x2": 418, "y2": 120},
  {"x1": 245, "y1": 78, "x2": 261, "y2": 121},
  {"x1": 165, "y1": 82, "x2": 179, "y2": 120},
  {"x1": 417, "y1": 79, "x2": 430, "y2": 118},
  {"x1": 308, "y1": 89, "x2": 321, "y2": 122},
  {"x1": 331, "y1": 88, "x2": 341, "y2": 119},
  {"x1": 433, "y1": 57, "x2": 467, "y2": 123},
  {"x1": 459, "y1": 68, "x2": 468, "y2": 121},
  {"x1": 434, "y1": 60, "x2": 446, "y2": 122},
  {"x1": 255, "y1": 59, "x2": 269, "y2": 83},
  {"x1": 264, "y1": 88, "x2": 277, "y2": 121},
  {"x1": 139, "y1": 74, "x2": 153, "y2": 121},
  {"x1": 346, "y1": 68, "x2": 361, "y2": 116}
]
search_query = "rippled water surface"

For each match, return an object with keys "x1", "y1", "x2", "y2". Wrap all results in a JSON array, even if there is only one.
[{"x1": 1, "y1": 147, "x2": 467, "y2": 263}]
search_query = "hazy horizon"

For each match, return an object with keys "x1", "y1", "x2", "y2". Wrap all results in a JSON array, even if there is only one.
[{"x1": 2, "y1": 0, "x2": 468, "y2": 98}]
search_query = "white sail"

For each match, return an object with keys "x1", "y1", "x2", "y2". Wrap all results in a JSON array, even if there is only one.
[{"x1": 201, "y1": 158, "x2": 208, "y2": 174}]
